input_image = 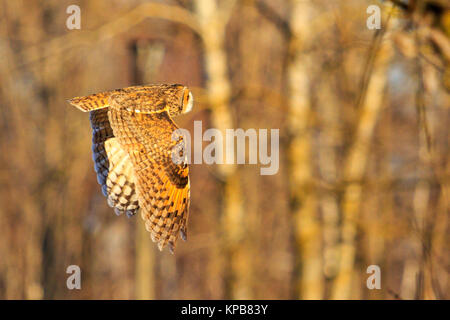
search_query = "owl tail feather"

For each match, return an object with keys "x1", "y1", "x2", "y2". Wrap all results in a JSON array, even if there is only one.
[{"x1": 67, "y1": 91, "x2": 111, "y2": 112}]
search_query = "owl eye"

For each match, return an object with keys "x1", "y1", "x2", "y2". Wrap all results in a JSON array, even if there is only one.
[{"x1": 181, "y1": 88, "x2": 194, "y2": 114}]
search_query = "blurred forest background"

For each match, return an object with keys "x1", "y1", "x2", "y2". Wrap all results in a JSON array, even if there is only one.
[{"x1": 0, "y1": 0, "x2": 449, "y2": 300}]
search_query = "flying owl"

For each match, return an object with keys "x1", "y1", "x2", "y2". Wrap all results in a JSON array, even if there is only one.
[{"x1": 68, "y1": 84, "x2": 193, "y2": 253}]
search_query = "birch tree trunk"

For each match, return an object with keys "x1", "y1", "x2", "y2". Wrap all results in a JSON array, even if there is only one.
[
  {"x1": 331, "y1": 40, "x2": 393, "y2": 299},
  {"x1": 317, "y1": 81, "x2": 341, "y2": 283},
  {"x1": 135, "y1": 218, "x2": 156, "y2": 299},
  {"x1": 194, "y1": 0, "x2": 247, "y2": 298},
  {"x1": 288, "y1": 0, "x2": 323, "y2": 299}
]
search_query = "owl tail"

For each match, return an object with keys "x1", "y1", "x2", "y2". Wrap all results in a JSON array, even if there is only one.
[{"x1": 67, "y1": 91, "x2": 111, "y2": 112}]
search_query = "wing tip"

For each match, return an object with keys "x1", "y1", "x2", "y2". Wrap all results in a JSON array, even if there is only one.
[
  {"x1": 168, "y1": 242, "x2": 175, "y2": 254},
  {"x1": 67, "y1": 92, "x2": 110, "y2": 112},
  {"x1": 180, "y1": 228, "x2": 187, "y2": 241},
  {"x1": 67, "y1": 97, "x2": 90, "y2": 112}
]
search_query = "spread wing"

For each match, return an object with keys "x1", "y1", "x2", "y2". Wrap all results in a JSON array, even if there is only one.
[
  {"x1": 107, "y1": 103, "x2": 190, "y2": 253},
  {"x1": 90, "y1": 109, "x2": 140, "y2": 216}
]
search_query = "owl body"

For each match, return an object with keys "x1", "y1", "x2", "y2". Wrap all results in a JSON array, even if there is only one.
[{"x1": 69, "y1": 84, "x2": 193, "y2": 252}]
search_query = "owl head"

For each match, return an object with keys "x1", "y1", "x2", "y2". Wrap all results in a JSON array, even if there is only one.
[{"x1": 168, "y1": 84, "x2": 194, "y2": 116}]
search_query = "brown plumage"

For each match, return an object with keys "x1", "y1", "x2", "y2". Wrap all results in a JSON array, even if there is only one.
[{"x1": 68, "y1": 84, "x2": 193, "y2": 253}]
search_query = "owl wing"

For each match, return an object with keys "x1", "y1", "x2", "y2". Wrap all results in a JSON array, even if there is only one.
[
  {"x1": 107, "y1": 103, "x2": 190, "y2": 253},
  {"x1": 90, "y1": 109, "x2": 140, "y2": 216},
  {"x1": 69, "y1": 91, "x2": 111, "y2": 112},
  {"x1": 68, "y1": 85, "x2": 180, "y2": 113}
]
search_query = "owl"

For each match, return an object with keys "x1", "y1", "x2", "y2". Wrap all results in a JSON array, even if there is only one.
[{"x1": 68, "y1": 84, "x2": 193, "y2": 253}]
